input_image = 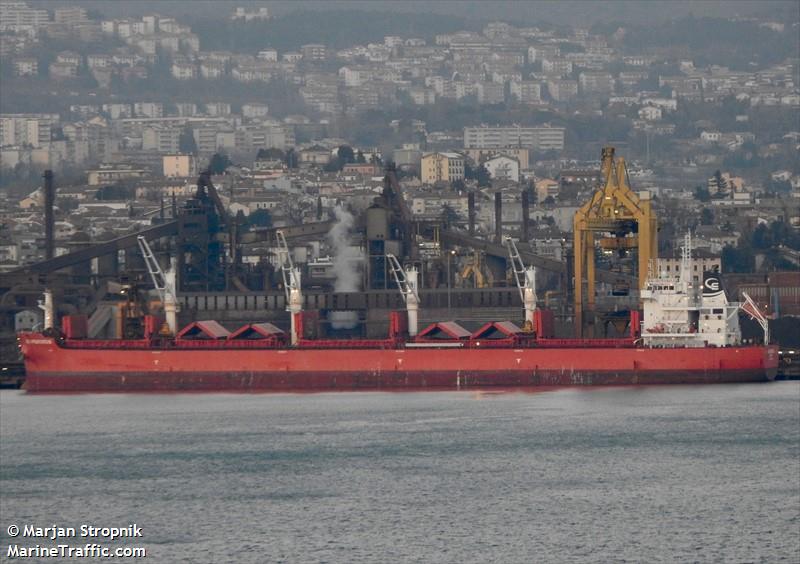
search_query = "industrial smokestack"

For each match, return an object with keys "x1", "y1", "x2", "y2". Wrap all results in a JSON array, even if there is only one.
[
  {"x1": 521, "y1": 187, "x2": 530, "y2": 243},
  {"x1": 494, "y1": 192, "x2": 502, "y2": 243},
  {"x1": 468, "y1": 192, "x2": 476, "y2": 236},
  {"x1": 43, "y1": 170, "x2": 54, "y2": 260}
]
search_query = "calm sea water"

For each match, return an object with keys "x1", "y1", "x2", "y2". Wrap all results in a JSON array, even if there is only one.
[{"x1": 1, "y1": 384, "x2": 798, "y2": 563}]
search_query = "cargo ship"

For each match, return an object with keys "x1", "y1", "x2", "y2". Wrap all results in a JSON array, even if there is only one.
[{"x1": 18, "y1": 235, "x2": 777, "y2": 392}]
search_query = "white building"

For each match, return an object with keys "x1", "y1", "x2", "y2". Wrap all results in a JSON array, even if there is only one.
[
  {"x1": 483, "y1": 155, "x2": 520, "y2": 182},
  {"x1": 242, "y1": 103, "x2": 269, "y2": 119}
]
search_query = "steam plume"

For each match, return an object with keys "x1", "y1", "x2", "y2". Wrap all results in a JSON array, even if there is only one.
[{"x1": 328, "y1": 206, "x2": 362, "y2": 329}]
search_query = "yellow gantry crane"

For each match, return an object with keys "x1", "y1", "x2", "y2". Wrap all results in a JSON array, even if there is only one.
[{"x1": 573, "y1": 147, "x2": 658, "y2": 336}]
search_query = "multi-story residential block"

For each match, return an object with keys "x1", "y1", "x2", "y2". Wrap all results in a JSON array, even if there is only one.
[
  {"x1": 56, "y1": 51, "x2": 81, "y2": 66},
  {"x1": 0, "y1": 1, "x2": 49, "y2": 33},
  {"x1": 241, "y1": 103, "x2": 269, "y2": 119},
  {"x1": 339, "y1": 66, "x2": 371, "y2": 87},
  {"x1": 541, "y1": 57, "x2": 573, "y2": 76},
  {"x1": 86, "y1": 164, "x2": 148, "y2": 186},
  {"x1": 197, "y1": 61, "x2": 223, "y2": 79},
  {"x1": 622, "y1": 55, "x2": 656, "y2": 67},
  {"x1": 232, "y1": 62, "x2": 273, "y2": 83},
  {"x1": 171, "y1": 61, "x2": 196, "y2": 80},
  {"x1": 463, "y1": 126, "x2": 565, "y2": 152},
  {"x1": 0, "y1": 114, "x2": 58, "y2": 147},
  {"x1": 142, "y1": 126, "x2": 181, "y2": 153},
  {"x1": 421, "y1": 152, "x2": 464, "y2": 184},
  {"x1": 102, "y1": 103, "x2": 132, "y2": 119},
  {"x1": 141, "y1": 14, "x2": 158, "y2": 34},
  {"x1": 638, "y1": 106, "x2": 662, "y2": 121},
  {"x1": 476, "y1": 82, "x2": 505, "y2": 105},
  {"x1": 282, "y1": 51, "x2": 302, "y2": 63},
  {"x1": 528, "y1": 45, "x2": 559, "y2": 63},
  {"x1": 578, "y1": 71, "x2": 615, "y2": 95},
  {"x1": 509, "y1": 81, "x2": 542, "y2": 104},
  {"x1": 53, "y1": 6, "x2": 87, "y2": 25},
  {"x1": 205, "y1": 102, "x2": 231, "y2": 117},
  {"x1": 13, "y1": 57, "x2": 37, "y2": 76},
  {"x1": 235, "y1": 125, "x2": 288, "y2": 151},
  {"x1": 49, "y1": 62, "x2": 78, "y2": 80},
  {"x1": 231, "y1": 7, "x2": 270, "y2": 21},
  {"x1": 134, "y1": 102, "x2": 164, "y2": 118},
  {"x1": 618, "y1": 71, "x2": 649, "y2": 91},
  {"x1": 162, "y1": 154, "x2": 196, "y2": 177},
  {"x1": 402, "y1": 86, "x2": 436, "y2": 105},
  {"x1": 61, "y1": 119, "x2": 116, "y2": 164},
  {"x1": 301, "y1": 44, "x2": 326, "y2": 61},
  {"x1": 86, "y1": 54, "x2": 111, "y2": 69},
  {"x1": 257, "y1": 49, "x2": 278, "y2": 61},
  {"x1": 180, "y1": 34, "x2": 200, "y2": 53},
  {"x1": 116, "y1": 20, "x2": 132, "y2": 38},
  {"x1": 173, "y1": 103, "x2": 197, "y2": 117},
  {"x1": 546, "y1": 79, "x2": 578, "y2": 102},
  {"x1": 191, "y1": 127, "x2": 236, "y2": 154}
]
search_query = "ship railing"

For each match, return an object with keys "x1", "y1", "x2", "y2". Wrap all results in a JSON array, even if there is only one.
[
  {"x1": 62, "y1": 339, "x2": 152, "y2": 349},
  {"x1": 173, "y1": 338, "x2": 285, "y2": 349},
  {"x1": 534, "y1": 338, "x2": 635, "y2": 348},
  {"x1": 295, "y1": 338, "x2": 399, "y2": 349}
]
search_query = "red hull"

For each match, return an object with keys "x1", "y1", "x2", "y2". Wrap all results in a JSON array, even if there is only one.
[{"x1": 19, "y1": 334, "x2": 779, "y2": 392}]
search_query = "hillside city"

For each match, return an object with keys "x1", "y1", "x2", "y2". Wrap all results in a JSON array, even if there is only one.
[{"x1": 0, "y1": 1, "x2": 798, "y2": 291}]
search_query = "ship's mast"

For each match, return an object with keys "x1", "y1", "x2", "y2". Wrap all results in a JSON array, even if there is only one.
[
  {"x1": 276, "y1": 230, "x2": 302, "y2": 344},
  {"x1": 387, "y1": 254, "x2": 420, "y2": 337},
  {"x1": 680, "y1": 231, "x2": 692, "y2": 286}
]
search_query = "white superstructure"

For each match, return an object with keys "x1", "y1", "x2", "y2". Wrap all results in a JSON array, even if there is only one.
[{"x1": 640, "y1": 233, "x2": 741, "y2": 348}]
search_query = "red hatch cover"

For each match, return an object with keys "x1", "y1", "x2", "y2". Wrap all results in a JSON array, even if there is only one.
[
  {"x1": 416, "y1": 321, "x2": 471, "y2": 340},
  {"x1": 471, "y1": 321, "x2": 522, "y2": 340},
  {"x1": 176, "y1": 320, "x2": 230, "y2": 340},
  {"x1": 228, "y1": 323, "x2": 285, "y2": 340}
]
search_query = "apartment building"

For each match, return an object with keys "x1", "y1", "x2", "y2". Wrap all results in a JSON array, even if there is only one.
[
  {"x1": 0, "y1": 1, "x2": 49, "y2": 32},
  {"x1": 0, "y1": 114, "x2": 59, "y2": 147},
  {"x1": 420, "y1": 152, "x2": 464, "y2": 184},
  {"x1": 162, "y1": 154, "x2": 196, "y2": 177},
  {"x1": 463, "y1": 126, "x2": 565, "y2": 152}
]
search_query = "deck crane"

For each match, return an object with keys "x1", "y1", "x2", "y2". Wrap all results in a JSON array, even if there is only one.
[
  {"x1": 137, "y1": 235, "x2": 179, "y2": 335},
  {"x1": 276, "y1": 230, "x2": 303, "y2": 345},
  {"x1": 386, "y1": 254, "x2": 420, "y2": 337},
  {"x1": 504, "y1": 237, "x2": 537, "y2": 327}
]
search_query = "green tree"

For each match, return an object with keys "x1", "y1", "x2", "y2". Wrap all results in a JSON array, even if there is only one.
[
  {"x1": 284, "y1": 148, "x2": 298, "y2": 169},
  {"x1": 464, "y1": 161, "x2": 491, "y2": 187},
  {"x1": 337, "y1": 145, "x2": 355, "y2": 164},
  {"x1": 244, "y1": 208, "x2": 272, "y2": 228},
  {"x1": 700, "y1": 207, "x2": 714, "y2": 225},
  {"x1": 208, "y1": 152, "x2": 232, "y2": 174},
  {"x1": 721, "y1": 243, "x2": 754, "y2": 273},
  {"x1": 693, "y1": 185, "x2": 711, "y2": 202},
  {"x1": 179, "y1": 127, "x2": 197, "y2": 154},
  {"x1": 440, "y1": 203, "x2": 460, "y2": 227}
]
